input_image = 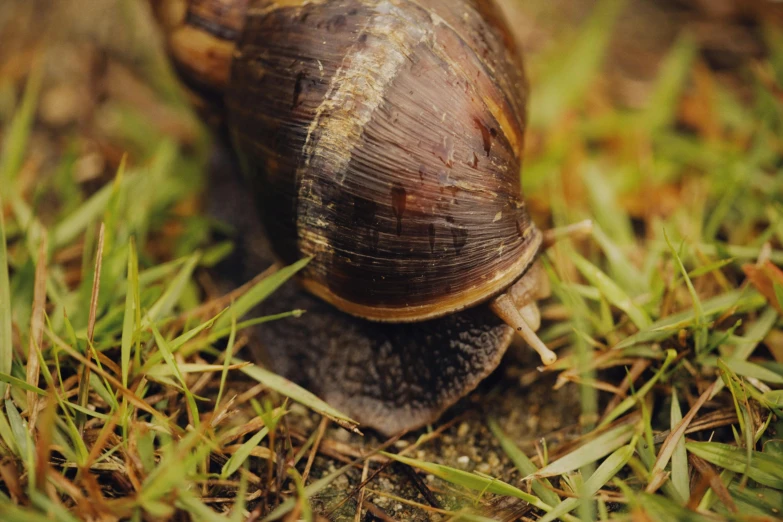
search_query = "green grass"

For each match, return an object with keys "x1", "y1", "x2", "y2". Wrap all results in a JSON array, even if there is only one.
[{"x1": 1, "y1": 0, "x2": 783, "y2": 520}]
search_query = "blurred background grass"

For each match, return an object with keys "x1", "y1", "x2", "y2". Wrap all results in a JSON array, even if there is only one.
[{"x1": 1, "y1": 0, "x2": 783, "y2": 520}]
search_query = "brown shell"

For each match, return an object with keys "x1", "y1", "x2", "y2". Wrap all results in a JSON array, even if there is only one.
[
  {"x1": 218, "y1": 0, "x2": 540, "y2": 322},
  {"x1": 157, "y1": 0, "x2": 249, "y2": 94}
]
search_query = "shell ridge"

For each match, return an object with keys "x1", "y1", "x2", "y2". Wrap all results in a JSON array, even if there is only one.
[{"x1": 295, "y1": 1, "x2": 428, "y2": 274}]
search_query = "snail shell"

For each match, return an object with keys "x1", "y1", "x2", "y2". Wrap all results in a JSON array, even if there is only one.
[
  {"x1": 227, "y1": 0, "x2": 541, "y2": 322},
  {"x1": 160, "y1": 0, "x2": 553, "y2": 434}
]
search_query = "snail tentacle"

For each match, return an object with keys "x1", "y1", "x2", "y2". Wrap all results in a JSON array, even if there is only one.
[
  {"x1": 490, "y1": 293, "x2": 556, "y2": 366},
  {"x1": 542, "y1": 219, "x2": 594, "y2": 249},
  {"x1": 489, "y1": 220, "x2": 594, "y2": 365}
]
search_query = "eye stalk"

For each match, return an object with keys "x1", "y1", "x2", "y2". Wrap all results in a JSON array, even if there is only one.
[
  {"x1": 542, "y1": 219, "x2": 594, "y2": 249},
  {"x1": 491, "y1": 292, "x2": 556, "y2": 365},
  {"x1": 490, "y1": 220, "x2": 594, "y2": 366}
]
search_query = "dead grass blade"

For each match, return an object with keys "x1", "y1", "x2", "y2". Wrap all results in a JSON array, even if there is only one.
[
  {"x1": 26, "y1": 231, "x2": 47, "y2": 429},
  {"x1": 647, "y1": 381, "x2": 715, "y2": 493},
  {"x1": 77, "y1": 223, "x2": 105, "y2": 433}
]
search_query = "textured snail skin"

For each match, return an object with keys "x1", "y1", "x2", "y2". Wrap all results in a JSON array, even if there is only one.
[
  {"x1": 228, "y1": 0, "x2": 540, "y2": 322},
  {"x1": 260, "y1": 279, "x2": 514, "y2": 433},
  {"x1": 162, "y1": 0, "x2": 539, "y2": 434}
]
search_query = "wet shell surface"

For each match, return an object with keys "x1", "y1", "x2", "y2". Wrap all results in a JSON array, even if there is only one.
[{"x1": 227, "y1": 0, "x2": 541, "y2": 322}]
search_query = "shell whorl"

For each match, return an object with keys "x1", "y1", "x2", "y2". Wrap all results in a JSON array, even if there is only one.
[
  {"x1": 157, "y1": 0, "x2": 249, "y2": 93},
  {"x1": 226, "y1": 0, "x2": 539, "y2": 322}
]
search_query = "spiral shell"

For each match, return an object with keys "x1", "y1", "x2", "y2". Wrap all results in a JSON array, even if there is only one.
[{"x1": 225, "y1": 0, "x2": 540, "y2": 322}]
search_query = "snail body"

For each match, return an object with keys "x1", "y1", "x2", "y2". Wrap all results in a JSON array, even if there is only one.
[{"x1": 159, "y1": 0, "x2": 559, "y2": 434}]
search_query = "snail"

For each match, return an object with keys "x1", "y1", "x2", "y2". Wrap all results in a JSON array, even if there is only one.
[{"x1": 155, "y1": 0, "x2": 590, "y2": 434}]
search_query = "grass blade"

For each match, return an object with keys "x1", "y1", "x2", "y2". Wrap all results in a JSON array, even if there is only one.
[
  {"x1": 51, "y1": 174, "x2": 135, "y2": 248},
  {"x1": 381, "y1": 452, "x2": 573, "y2": 521},
  {"x1": 5, "y1": 400, "x2": 32, "y2": 471},
  {"x1": 0, "y1": 372, "x2": 46, "y2": 396},
  {"x1": 530, "y1": 0, "x2": 626, "y2": 126},
  {"x1": 539, "y1": 442, "x2": 636, "y2": 522},
  {"x1": 648, "y1": 382, "x2": 714, "y2": 495},
  {"x1": 599, "y1": 350, "x2": 677, "y2": 427},
  {"x1": 669, "y1": 388, "x2": 690, "y2": 501},
  {"x1": 150, "y1": 322, "x2": 200, "y2": 427},
  {"x1": 214, "y1": 256, "x2": 311, "y2": 331},
  {"x1": 529, "y1": 421, "x2": 635, "y2": 479},
  {"x1": 686, "y1": 441, "x2": 783, "y2": 489},
  {"x1": 0, "y1": 61, "x2": 42, "y2": 194},
  {"x1": 26, "y1": 232, "x2": 47, "y2": 429},
  {"x1": 571, "y1": 251, "x2": 651, "y2": 328},
  {"x1": 643, "y1": 37, "x2": 698, "y2": 130},
  {"x1": 0, "y1": 194, "x2": 11, "y2": 397},
  {"x1": 143, "y1": 252, "x2": 200, "y2": 326},
  {"x1": 121, "y1": 237, "x2": 139, "y2": 388},
  {"x1": 615, "y1": 290, "x2": 766, "y2": 349},
  {"x1": 637, "y1": 492, "x2": 716, "y2": 522},
  {"x1": 0, "y1": 405, "x2": 19, "y2": 455},
  {"x1": 176, "y1": 490, "x2": 229, "y2": 521},
  {"x1": 221, "y1": 426, "x2": 269, "y2": 478},
  {"x1": 663, "y1": 229, "x2": 707, "y2": 353},
  {"x1": 488, "y1": 417, "x2": 560, "y2": 506},
  {"x1": 214, "y1": 311, "x2": 237, "y2": 415},
  {"x1": 238, "y1": 362, "x2": 360, "y2": 434}
]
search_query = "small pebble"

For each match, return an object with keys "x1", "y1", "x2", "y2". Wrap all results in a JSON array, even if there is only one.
[
  {"x1": 486, "y1": 452, "x2": 500, "y2": 468},
  {"x1": 332, "y1": 427, "x2": 351, "y2": 442},
  {"x1": 40, "y1": 84, "x2": 83, "y2": 127},
  {"x1": 456, "y1": 455, "x2": 470, "y2": 468},
  {"x1": 74, "y1": 152, "x2": 105, "y2": 182}
]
